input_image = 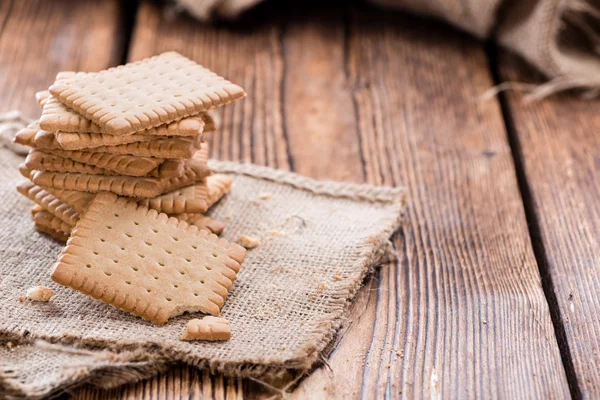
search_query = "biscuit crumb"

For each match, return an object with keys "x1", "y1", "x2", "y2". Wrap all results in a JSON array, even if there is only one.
[
  {"x1": 6, "y1": 342, "x2": 13, "y2": 349},
  {"x1": 26, "y1": 286, "x2": 53, "y2": 302},
  {"x1": 180, "y1": 316, "x2": 231, "y2": 341},
  {"x1": 317, "y1": 281, "x2": 328, "y2": 293},
  {"x1": 224, "y1": 214, "x2": 232, "y2": 221},
  {"x1": 238, "y1": 235, "x2": 259, "y2": 249},
  {"x1": 18, "y1": 296, "x2": 25, "y2": 302},
  {"x1": 332, "y1": 275, "x2": 342, "y2": 281},
  {"x1": 258, "y1": 192, "x2": 272, "y2": 200},
  {"x1": 106, "y1": 311, "x2": 112, "y2": 317}
]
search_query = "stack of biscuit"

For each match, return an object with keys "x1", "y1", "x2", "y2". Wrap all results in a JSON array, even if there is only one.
[{"x1": 15, "y1": 51, "x2": 245, "y2": 242}]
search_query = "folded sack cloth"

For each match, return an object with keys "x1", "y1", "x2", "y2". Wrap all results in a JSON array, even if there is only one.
[
  {"x1": 0, "y1": 145, "x2": 406, "y2": 398},
  {"x1": 177, "y1": 0, "x2": 600, "y2": 95}
]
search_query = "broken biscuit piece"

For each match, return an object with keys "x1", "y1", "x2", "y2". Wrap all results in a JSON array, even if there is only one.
[
  {"x1": 238, "y1": 234, "x2": 259, "y2": 249},
  {"x1": 26, "y1": 286, "x2": 54, "y2": 302},
  {"x1": 180, "y1": 316, "x2": 231, "y2": 341}
]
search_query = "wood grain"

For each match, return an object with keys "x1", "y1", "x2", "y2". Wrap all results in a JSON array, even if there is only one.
[
  {"x1": 70, "y1": 2, "x2": 575, "y2": 399},
  {"x1": 499, "y1": 53, "x2": 600, "y2": 397},
  {"x1": 0, "y1": 0, "x2": 125, "y2": 118},
  {"x1": 292, "y1": 7, "x2": 572, "y2": 398},
  {"x1": 0, "y1": 1, "x2": 563, "y2": 398}
]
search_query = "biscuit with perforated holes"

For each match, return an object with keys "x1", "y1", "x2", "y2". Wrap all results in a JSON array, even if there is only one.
[
  {"x1": 180, "y1": 316, "x2": 231, "y2": 341},
  {"x1": 56, "y1": 130, "x2": 157, "y2": 150},
  {"x1": 48, "y1": 52, "x2": 245, "y2": 135},
  {"x1": 43, "y1": 148, "x2": 163, "y2": 177},
  {"x1": 50, "y1": 192, "x2": 246, "y2": 325},
  {"x1": 71, "y1": 133, "x2": 202, "y2": 159},
  {"x1": 42, "y1": 71, "x2": 207, "y2": 137}
]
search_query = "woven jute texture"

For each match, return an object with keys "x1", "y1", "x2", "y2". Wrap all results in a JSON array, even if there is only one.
[
  {"x1": 0, "y1": 145, "x2": 406, "y2": 398},
  {"x1": 177, "y1": 0, "x2": 600, "y2": 95}
]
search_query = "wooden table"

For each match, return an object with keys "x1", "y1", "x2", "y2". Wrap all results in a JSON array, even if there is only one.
[{"x1": 1, "y1": 1, "x2": 599, "y2": 398}]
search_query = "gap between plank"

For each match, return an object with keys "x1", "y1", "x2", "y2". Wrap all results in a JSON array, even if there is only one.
[
  {"x1": 119, "y1": 0, "x2": 139, "y2": 65},
  {"x1": 485, "y1": 43, "x2": 582, "y2": 400}
]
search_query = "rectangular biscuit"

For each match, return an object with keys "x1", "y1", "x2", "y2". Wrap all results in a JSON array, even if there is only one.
[
  {"x1": 49, "y1": 52, "x2": 245, "y2": 135},
  {"x1": 17, "y1": 181, "x2": 79, "y2": 227},
  {"x1": 45, "y1": 148, "x2": 163, "y2": 177},
  {"x1": 30, "y1": 156, "x2": 211, "y2": 198},
  {"x1": 55, "y1": 130, "x2": 158, "y2": 150},
  {"x1": 26, "y1": 150, "x2": 116, "y2": 175},
  {"x1": 54, "y1": 117, "x2": 205, "y2": 148},
  {"x1": 42, "y1": 71, "x2": 206, "y2": 137},
  {"x1": 80, "y1": 134, "x2": 203, "y2": 159},
  {"x1": 50, "y1": 192, "x2": 246, "y2": 324}
]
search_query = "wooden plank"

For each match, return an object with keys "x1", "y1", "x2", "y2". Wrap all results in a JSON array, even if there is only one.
[
  {"x1": 498, "y1": 52, "x2": 600, "y2": 397},
  {"x1": 81, "y1": 1, "x2": 570, "y2": 398},
  {"x1": 0, "y1": 0, "x2": 125, "y2": 118},
  {"x1": 292, "y1": 7, "x2": 571, "y2": 399}
]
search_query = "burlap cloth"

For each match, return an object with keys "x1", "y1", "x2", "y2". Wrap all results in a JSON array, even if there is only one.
[
  {"x1": 0, "y1": 138, "x2": 406, "y2": 398},
  {"x1": 177, "y1": 0, "x2": 600, "y2": 94}
]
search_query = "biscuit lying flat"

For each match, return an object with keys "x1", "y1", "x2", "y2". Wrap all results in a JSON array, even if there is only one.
[
  {"x1": 180, "y1": 316, "x2": 231, "y2": 341},
  {"x1": 55, "y1": 117, "x2": 204, "y2": 148},
  {"x1": 41, "y1": 71, "x2": 206, "y2": 137},
  {"x1": 31, "y1": 157, "x2": 210, "y2": 198},
  {"x1": 26, "y1": 150, "x2": 115, "y2": 176},
  {"x1": 40, "y1": 148, "x2": 163, "y2": 178},
  {"x1": 138, "y1": 181, "x2": 209, "y2": 214},
  {"x1": 50, "y1": 192, "x2": 247, "y2": 324},
  {"x1": 80, "y1": 134, "x2": 203, "y2": 159},
  {"x1": 49, "y1": 52, "x2": 245, "y2": 136},
  {"x1": 56, "y1": 129, "x2": 157, "y2": 150}
]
